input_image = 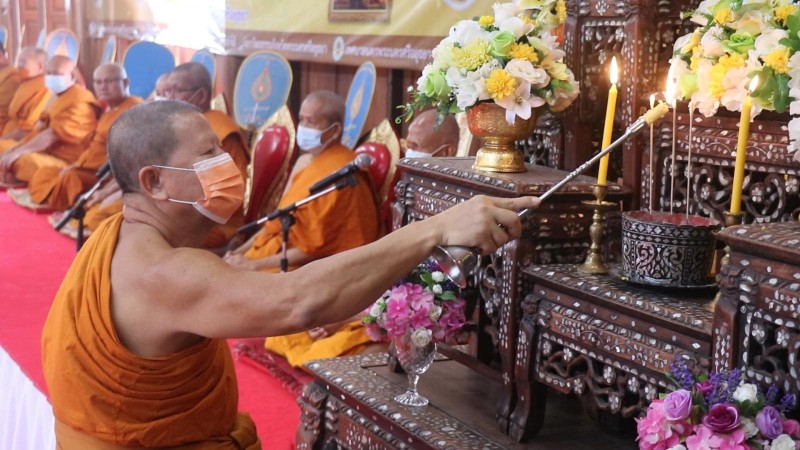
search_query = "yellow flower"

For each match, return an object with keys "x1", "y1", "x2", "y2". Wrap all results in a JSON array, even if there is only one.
[
  {"x1": 775, "y1": 5, "x2": 797, "y2": 23},
  {"x1": 709, "y1": 64, "x2": 728, "y2": 98},
  {"x1": 521, "y1": 15, "x2": 537, "y2": 26},
  {"x1": 453, "y1": 39, "x2": 492, "y2": 71},
  {"x1": 486, "y1": 69, "x2": 517, "y2": 100},
  {"x1": 546, "y1": 61, "x2": 571, "y2": 81},
  {"x1": 718, "y1": 53, "x2": 746, "y2": 70},
  {"x1": 714, "y1": 8, "x2": 733, "y2": 25},
  {"x1": 508, "y1": 42, "x2": 539, "y2": 63},
  {"x1": 478, "y1": 15, "x2": 494, "y2": 27},
  {"x1": 556, "y1": 0, "x2": 567, "y2": 24},
  {"x1": 690, "y1": 47, "x2": 704, "y2": 71},
  {"x1": 764, "y1": 47, "x2": 791, "y2": 74},
  {"x1": 681, "y1": 31, "x2": 701, "y2": 55}
]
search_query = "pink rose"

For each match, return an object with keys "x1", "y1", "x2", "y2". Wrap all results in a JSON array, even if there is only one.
[
  {"x1": 782, "y1": 419, "x2": 800, "y2": 438},
  {"x1": 703, "y1": 404, "x2": 741, "y2": 433},
  {"x1": 663, "y1": 390, "x2": 693, "y2": 421},
  {"x1": 695, "y1": 380, "x2": 713, "y2": 398}
]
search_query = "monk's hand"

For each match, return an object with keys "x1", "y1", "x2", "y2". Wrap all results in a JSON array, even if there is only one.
[
  {"x1": 222, "y1": 252, "x2": 258, "y2": 271},
  {"x1": 0, "y1": 151, "x2": 17, "y2": 172},
  {"x1": 308, "y1": 323, "x2": 344, "y2": 340},
  {"x1": 431, "y1": 195, "x2": 540, "y2": 256}
]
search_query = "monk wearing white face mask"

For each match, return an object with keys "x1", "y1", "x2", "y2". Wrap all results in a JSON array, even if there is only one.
[
  {"x1": 403, "y1": 109, "x2": 459, "y2": 159},
  {"x1": 0, "y1": 55, "x2": 99, "y2": 185},
  {"x1": 224, "y1": 90, "x2": 383, "y2": 367}
]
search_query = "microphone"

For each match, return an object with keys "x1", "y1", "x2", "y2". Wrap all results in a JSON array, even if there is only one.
[
  {"x1": 308, "y1": 153, "x2": 372, "y2": 194},
  {"x1": 95, "y1": 161, "x2": 111, "y2": 179}
]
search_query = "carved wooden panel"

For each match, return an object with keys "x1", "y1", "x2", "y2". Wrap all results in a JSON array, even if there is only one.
[{"x1": 715, "y1": 222, "x2": 800, "y2": 416}]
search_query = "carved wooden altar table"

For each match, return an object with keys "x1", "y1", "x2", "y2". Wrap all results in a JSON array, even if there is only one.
[
  {"x1": 514, "y1": 264, "x2": 716, "y2": 440},
  {"x1": 295, "y1": 353, "x2": 638, "y2": 450},
  {"x1": 393, "y1": 157, "x2": 631, "y2": 436}
]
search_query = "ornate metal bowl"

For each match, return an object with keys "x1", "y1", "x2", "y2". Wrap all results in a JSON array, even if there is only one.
[{"x1": 621, "y1": 211, "x2": 721, "y2": 288}]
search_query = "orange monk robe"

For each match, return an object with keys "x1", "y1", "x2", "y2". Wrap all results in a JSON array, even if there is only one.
[
  {"x1": 0, "y1": 74, "x2": 51, "y2": 146},
  {"x1": 0, "y1": 65, "x2": 21, "y2": 132},
  {"x1": 203, "y1": 109, "x2": 250, "y2": 248},
  {"x1": 28, "y1": 96, "x2": 142, "y2": 209},
  {"x1": 42, "y1": 214, "x2": 261, "y2": 449},
  {"x1": 246, "y1": 144, "x2": 380, "y2": 367},
  {"x1": 11, "y1": 84, "x2": 99, "y2": 182}
]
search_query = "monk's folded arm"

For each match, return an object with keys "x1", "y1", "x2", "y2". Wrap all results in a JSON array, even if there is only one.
[
  {"x1": 13, "y1": 128, "x2": 57, "y2": 154},
  {"x1": 159, "y1": 218, "x2": 441, "y2": 339}
]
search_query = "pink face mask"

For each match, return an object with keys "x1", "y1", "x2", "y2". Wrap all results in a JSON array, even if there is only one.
[{"x1": 154, "y1": 152, "x2": 244, "y2": 224}]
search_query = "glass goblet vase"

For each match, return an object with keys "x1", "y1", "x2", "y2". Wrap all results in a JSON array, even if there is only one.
[{"x1": 392, "y1": 332, "x2": 436, "y2": 407}]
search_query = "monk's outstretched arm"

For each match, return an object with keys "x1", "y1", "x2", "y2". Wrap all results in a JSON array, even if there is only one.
[
  {"x1": 9, "y1": 128, "x2": 58, "y2": 155},
  {"x1": 161, "y1": 195, "x2": 539, "y2": 339}
]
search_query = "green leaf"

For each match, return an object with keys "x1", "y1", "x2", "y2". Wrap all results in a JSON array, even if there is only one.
[
  {"x1": 779, "y1": 37, "x2": 800, "y2": 52},
  {"x1": 440, "y1": 291, "x2": 457, "y2": 300},
  {"x1": 773, "y1": 73, "x2": 790, "y2": 113},
  {"x1": 788, "y1": 10, "x2": 800, "y2": 38}
]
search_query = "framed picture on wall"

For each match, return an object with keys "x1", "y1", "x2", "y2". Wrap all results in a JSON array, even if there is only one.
[{"x1": 329, "y1": 0, "x2": 391, "y2": 23}]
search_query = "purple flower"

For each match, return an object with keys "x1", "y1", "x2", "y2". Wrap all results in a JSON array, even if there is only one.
[
  {"x1": 663, "y1": 389, "x2": 693, "y2": 421},
  {"x1": 702, "y1": 403, "x2": 741, "y2": 433},
  {"x1": 670, "y1": 358, "x2": 695, "y2": 391},
  {"x1": 695, "y1": 380, "x2": 713, "y2": 398},
  {"x1": 780, "y1": 393, "x2": 797, "y2": 414},
  {"x1": 755, "y1": 406, "x2": 784, "y2": 440}
]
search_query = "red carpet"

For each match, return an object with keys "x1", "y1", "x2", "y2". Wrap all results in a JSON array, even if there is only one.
[{"x1": 0, "y1": 192, "x2": 299, "y2": 448}]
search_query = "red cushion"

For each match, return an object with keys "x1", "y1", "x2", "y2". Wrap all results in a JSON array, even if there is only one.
[
  {"x1": 355, "y1": 143, "x2": 391, "y2": 192},
  {"x1": 246, "y1": 126, "x2": 290, "y2": 222}
]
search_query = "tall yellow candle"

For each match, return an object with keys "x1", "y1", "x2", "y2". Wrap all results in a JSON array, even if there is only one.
[
  {"x1": 597, "y1": 56, "x2": 619, "y2": 186},
  {"x1": 730, "y1": 76, "x2": 758, "y2": 214}
]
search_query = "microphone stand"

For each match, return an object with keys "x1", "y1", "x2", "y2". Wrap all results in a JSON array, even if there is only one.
[
  {"x1": 238, "y1": 174, "x2": 358, "y2": 272},
  {"x1": 55, "y1": 172, "x2": 110, "y2": 251}
]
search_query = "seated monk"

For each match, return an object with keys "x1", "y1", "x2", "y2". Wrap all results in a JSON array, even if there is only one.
[
  {"x1": 0, "y1": 55, "x2": 98, "y2": 185},
  {"x1": 49, "y1": 72, "x2": 173, "y2": 237},
  {"x1": 0, "y1": 47, "x2": 50, "y2": 141},
  {"x1": 166, "y1": 61, "x2": 249, "y2": 248},
  {"x1": 41, "y1": 100, "x2": 536, "y2": 448},
  {"x1": 0, "y1": 42, "x2": 22, "y2": 132},
  {"x1": 224, "y1": 90, "x2": 381, "y2": 367},
  {"x1": 25, "y1": 63, "x2": 141, "y2": 210}
]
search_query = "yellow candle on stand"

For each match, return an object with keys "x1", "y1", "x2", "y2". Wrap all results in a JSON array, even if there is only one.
[
  {"x1": 597, "y1": 56, "x2": 619, "y2": 186},
  {"x1": 730, "y1": 76, "x2": 759, "y2": 215}
]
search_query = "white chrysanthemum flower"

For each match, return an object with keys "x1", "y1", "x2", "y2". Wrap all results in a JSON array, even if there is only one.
[
  {"x1": 432, "y1": 284, "x2": 443, "y2": 295},
  {"x1": 429, "y1": 305, "x2": 443, "y2": 321},
  {"x1": 431, "y1": 271, "x2": 446, "y2": 283},
  {"x1": 770, "y1": 435, "x2": 797, "y2": 450},
  {"x1": 754, "y1": 29, "x2": 789, "y2": 59},
  {"x1": 369, "y1": 303, "x2": 384, "y2": 318},
  {"x1": 740, "y1": 417, "x2": 759, "y2": 439}
]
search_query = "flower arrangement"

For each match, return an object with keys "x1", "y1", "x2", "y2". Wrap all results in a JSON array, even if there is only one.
[
  {"x1": 637, "y1": 358, "x2": 799, "y2": 450},
  {"x1": 670, "y1": 0, "x2": 800, "y2": 152},
  {"x1": 361, "y1": 260, "x2": 467, "y2": 348},
  {"x1": 399, "y1": 0, "x2": 579, "y2": 125}
]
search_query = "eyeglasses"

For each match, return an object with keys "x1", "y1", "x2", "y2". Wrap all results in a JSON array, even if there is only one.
[{"x1": 94, "y1": 77, "x2": 125, "y2": 85}]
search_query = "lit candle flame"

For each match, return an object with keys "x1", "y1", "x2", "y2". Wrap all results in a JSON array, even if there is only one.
[
  {"x1": 650, "y1": 93, "x2": 656, "y2": 109},
  {"x1": 665, "y1": 65, "x2": 677, "y2": 108},
  {"x1": 610, "y1": 56, "x2": 619, "y2": 85},
  {"x1": 748, "y1": 75, "x2": 759, "y2": 94}
]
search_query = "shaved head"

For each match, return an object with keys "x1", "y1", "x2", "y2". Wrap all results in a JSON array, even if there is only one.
[
  {"x1": 46, "y1": 55, "x2": 76, "y2": 77},
  {"x1": 155, "y1": 72, "x2": 170, "y2": 97},
  {"x1": 166, "y1": 62, "x2": 211, "y2": 109},
  {"x1": 16, "y1": 47, "x2": 47, "y2": 78},
  {"x1": 108, "y1": 100, "x2": 202, "y2": 193},
  {"x1": 304, "y1": 90, "x2": 345, "y2": 126},
  {"x1": 93, "y1": 63, "x2": 129, "y2": 104},
  {"x1": 406, "y1": 109, "x2": 459, "y2": 157}
]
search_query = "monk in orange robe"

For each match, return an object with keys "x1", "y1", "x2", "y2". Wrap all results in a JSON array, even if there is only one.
[
  {"x1": 0, "y1": 47, "x2": 51, "y2": 141},
  {"x1": 0, "y1": 55, "x2": 98, "y2": 185},
  {"x1": 166, "y1": 62, "x2": 249, "y2": 248},
  {"x1": 25, "y1": 64, "x2": 142, "y2": 209},
  {"x1": 42, "y1": 100, "x2": 531, "y2": 447},
  {"x1": 0, "y1": 43, "x2": 22, "y2": 132},
  {"x1": 224, "y1": 91, "x2": 380, "y2": 367}
]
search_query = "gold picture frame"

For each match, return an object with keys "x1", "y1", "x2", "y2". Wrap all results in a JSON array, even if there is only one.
[{"x1": 329, "y1": 0, "x2": 391, "y2": 23}]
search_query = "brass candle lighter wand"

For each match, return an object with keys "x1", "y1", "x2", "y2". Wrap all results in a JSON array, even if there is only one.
[{"x1": 432, "y1": 103, "x2": 671, "y2": 287}]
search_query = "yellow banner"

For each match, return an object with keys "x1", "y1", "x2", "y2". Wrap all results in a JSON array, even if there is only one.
[{"x1": 86, "y1": 0, "x2": 492, "y2": 69}]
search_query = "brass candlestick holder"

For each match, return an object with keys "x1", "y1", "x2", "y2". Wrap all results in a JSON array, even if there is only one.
[
  {"x1": 717, "y1": 211, "x2": 743, "y2": 270},
  {"x1": 579, "y1": 184, "x2": 617, "y2": 274}
]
